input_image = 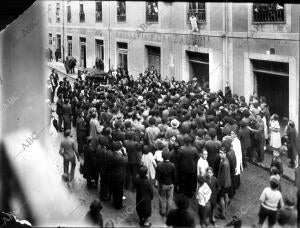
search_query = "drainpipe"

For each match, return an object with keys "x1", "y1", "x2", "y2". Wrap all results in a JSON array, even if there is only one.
[
  {"x1": 225, "y1": 2, "x2": 228, "y2": 87},
  {"x1": 108, "y1": 1, "x2": 111, "y2": 70},
  {"x1": 62, "y1": 0, "x2": 65, "y2": 63}
]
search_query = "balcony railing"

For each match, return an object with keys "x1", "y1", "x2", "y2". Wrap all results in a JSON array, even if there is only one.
[
  {"x1": 117, "y1": 14, "x2": 126, "y2": 22},
  {"x1": 80, "y1": 13, "x2": 85, "y2": 22},
  {"x1": 146, "y1": 13, "x2": 158, "y2": 22},
  {"x1": 187, "y1": 9, "x2": 206, "y2": 23},
  {"x1": 253, "y1": 8, "x2": 284, "y2": 23}
]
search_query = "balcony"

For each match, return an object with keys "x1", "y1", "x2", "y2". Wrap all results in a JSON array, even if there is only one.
[
  {"x1": 146, "y1": 14, "x2": 158, "y2": 23},
  {"x1": 253, "y1": 8, "x2": 284, "y2": 23},
  {"x1": 187, "y1": 9, "x2": 206, "y2": 23},
  {"x1": 117, "y1": 14, "x2": 126, "y2": 22}
]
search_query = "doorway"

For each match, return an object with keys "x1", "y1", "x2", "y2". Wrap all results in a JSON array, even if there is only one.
[
  {"x1": 80, "y1": 37, "x2": 86, "y2": 68},
  {"x1": 146, "y1": 45, "x2": 161, "y2": 73},
  {"x1": 56, "y1": 34, "x2": 62, "y2": 59},
  {"x1": 256, "y1": 73, "x2": 289, "y2": 118},
  {"x1": 253, "y1": 60, "x2": 289, "y2": 118},
  {"x1": 187, "y1": 51, "x2": 209, "y2": 88}
]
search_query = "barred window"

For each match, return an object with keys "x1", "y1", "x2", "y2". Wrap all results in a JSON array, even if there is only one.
[
  {"x1": 49, "y1": 33, "x2": 52, "y2": 45},
  {"x1": 146, "y1": 2, "x2": 158, "y2": 23},
  {"x1": 56, "y1": 3, "x2": 60, "y2": 23},
  {"x1": 79, "y1": 4, "x2": 85, "y2": 22},
  {"x1": 187, "y1": 2, "x2": 206, "y2": 23},
  {"x1": 96, "y1": 1, "x2": 102, "y2": 22},
  {"x1": 253, "y1": 3, "x2": 285, "y2": 23},
  {"x1": 48, "y1": 4, "x2": 51, "y2": 23},
  {"x1": 117, "y1": 1, "x2": 126, "y2": 22},
  {"x1": 67, "y1": 5, "x2": 71, "y2": 23}
]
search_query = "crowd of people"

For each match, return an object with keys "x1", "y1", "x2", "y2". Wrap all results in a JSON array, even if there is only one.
[{"x1": 48, "y1": 66, "x2": 298, "y2": 227}]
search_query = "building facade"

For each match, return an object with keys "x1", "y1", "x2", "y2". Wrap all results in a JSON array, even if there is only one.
[{"x1": 46, "y1": 1, "x2": 300, "y2": 131}]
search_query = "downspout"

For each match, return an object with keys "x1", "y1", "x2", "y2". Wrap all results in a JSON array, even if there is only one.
[
  {"x1": 225, "y1": 2, "x2": 228, "y2": 86},
  {"x1": 108, "y1": 1, "x2": 111, "y2": 70},
  {"x1": 62, "y1": 0, "x2": 65, "y2": 63}
]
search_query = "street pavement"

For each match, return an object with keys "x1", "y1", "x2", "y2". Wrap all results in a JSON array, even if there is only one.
[{"x1": 45, "y1": 65, "x2": 296, "y2": 227}]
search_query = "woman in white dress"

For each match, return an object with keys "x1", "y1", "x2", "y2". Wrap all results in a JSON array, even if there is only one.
[{"x1": 269, "y1": 114, "x2": 282, "y2": 151}]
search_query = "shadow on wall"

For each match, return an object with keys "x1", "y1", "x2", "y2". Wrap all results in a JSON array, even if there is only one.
[{"x1": 0, "y1": 1, "x2": 89, "y2": 226}]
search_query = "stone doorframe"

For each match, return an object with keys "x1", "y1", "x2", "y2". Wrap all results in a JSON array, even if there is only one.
[{"x1": 244, "y1": 52, "x2": 298, "y2": 131}]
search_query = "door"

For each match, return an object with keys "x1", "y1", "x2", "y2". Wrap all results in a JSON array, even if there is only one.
[
  {"x1": 56, "y1": 34, "x2": 61, "y2": 59},
  {"x1": 80, "y1": 43, "x2": 86, "y2": 68},
  {"x1": 147, "y1": 46, "x2": 160, "y2": 73},
  {"x1": 256, "y1": 72, "x2": 289, "y2": 118}
]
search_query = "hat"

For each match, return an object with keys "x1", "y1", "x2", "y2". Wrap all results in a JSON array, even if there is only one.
[
  {"x1": 270, "y1": 175, "x2": 280, "y2": 185},
  {"x1": 137, "y1": 96, "x2": 143, "y2": 102},
  {"x1": 171, "y1": 119, "x2": 180, "y2": 128}
]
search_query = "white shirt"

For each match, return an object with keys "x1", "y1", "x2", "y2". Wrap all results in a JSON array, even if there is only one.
[
  {"x1": 196, "y1": 182, "x2": 211, "y2": 206},
  {"x1": 197, "y1": 157, "x2": 209, "y2": 177},
  {"x1": 154, "y1": 150, "x2": 163, "y2": 163},
  {"x1": 232, "y1": 137, "x2": 243, "y2": 175}
]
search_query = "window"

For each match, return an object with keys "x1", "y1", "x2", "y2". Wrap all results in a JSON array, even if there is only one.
[
  {"x1": 146, "y1": 2, "x2": 158, "y2": 22},
  {"x1": 67, "y1": 36, "x2": 72, "y2": 56},
  {"x1": 96, "y1": 40, "x2": 104, "y2": 60},
  {"x1": 253, "y1": 3, "x2": 285, "y2": 23},
  {"x1": 49, "y1": 33, "x2": 52, "y2": 45},
  {"x1": 67, "y1": 5, "x2": 71, "y2": 23},
  {"x1": 56, "y1": 3, "x2": 60, "y2": 23},
  {"x1": 117, "y1": 42, "x2": 128, "y2": 70},
  {"x1": 79, "y1": 4, "x2": 85, "y2": 22},
  {"x1": 187, "y1": 2, "x2": 206, "y2": 23},
  {"x1": 96, "y1": 1, "x2": 102, "y2": 22},
  {"x1": 117, "y1": 1, "x2": 126, "y2": 22},
  {"x1": 48, "y1": 4, "x2": 51, "y2": 23}
]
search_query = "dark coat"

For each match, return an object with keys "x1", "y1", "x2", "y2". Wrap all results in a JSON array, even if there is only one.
[
  {"x1": 227, "y1": 149, "x2": 237, "y2": 177},
  {"x1": 287, "y1": 127, "x2": 298, "y2": 158},
  {"x1": 205, "y1": 175, "x2": 219, "y2": 205},
  {"x1": 56, "y1": 98, "x2": 64, "y2": 115},
  {"x1": 217, "y1": 157, "x2": 231, "y2": 188},
  {"x1": 76, "y1": 116, "x2": 87, "y2": 138},
  {"x1": 124, "y1": 140, "x2": 142, "y2": 165},
  {"x1": 110, "y1": 151, "x2": 127, "y2": 180},
  {"x1": 205, "y1": 139, "x2": 222, "y2": 167},
  {"x1": 83, "y1": 144, "x2": 98, "y2": 181},
  {"x1": 238, "y1": 127, "x2": 251, "y2": 150},
  {"x1": 134, "y1": 176, "x2": 153, "y2": 219},
  {"x1": 178, "y1": 145, "x2": 199, "y2": 174},
  {"x1": 166, "y1": 209, "x2": 195, "y2": 228},
  {"x1": 156, "y1": 161, "x2": 176, "y2": 185}
]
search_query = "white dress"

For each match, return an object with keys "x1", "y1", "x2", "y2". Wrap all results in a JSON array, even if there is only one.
[
  {"x1": 141, "y1": 153, "x2": 157, "y2": 180},
  {"x1": 270, "y1": 120, "x2": 282, "y2": 149}
]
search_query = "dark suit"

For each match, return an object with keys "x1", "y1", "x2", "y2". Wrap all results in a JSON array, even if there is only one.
[
  {"x1": 96, "y1": 144, "x2": 111, "y2": 201},
  {"x1": 205, "y1": 139, "x2": 222, "y2": 168},
  {"x1": 76, "y1": 116, "x2": 87, "y2": 155},
  {"x1": 62, "y1": 103, "x2": 72, "y2": 130},
  {"x1": 217, "y1": 157, "x2": 231, "y2": 190},
  {"x1": 178, "y1": 145, "x2": 199, "y2": 197},
  {"x1": 124, "y1": 139, "x2": 142, "y2": 190},
  {"x1": 238, "y1": 126, "x2": 251, "y2": 166},
  {"x1": 134, "y1": 176, "x2": 153, "y2": 225},
  {"x1": 56, "y1": 98, "x2": 64, "y2": 131},
  {"x1": 110, "y1": 151, "x2": 127, "y2": 209},
  {"x1": 227, "y1": 149, "x2": 237, "y2": 198}
]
